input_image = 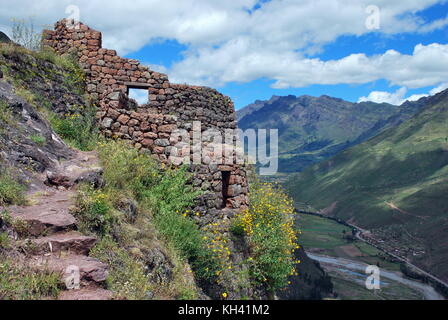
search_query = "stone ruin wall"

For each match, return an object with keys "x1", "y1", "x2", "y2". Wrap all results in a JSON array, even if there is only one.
[{"x1": 42, "y1": 20, "x2": 249, "y2": 218}]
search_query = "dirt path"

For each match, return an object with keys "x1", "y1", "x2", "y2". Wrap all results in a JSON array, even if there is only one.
[{"x1": 6, "y1": 151, "x2": 112, "y2": 300}]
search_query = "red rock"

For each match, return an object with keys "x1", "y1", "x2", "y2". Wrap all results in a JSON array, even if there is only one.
[
  {"x1": 8, "y1": 191, "x2": 77, "y2": 236},
  {"x1": 143, "y1": 132, "x2": 157, "y2": 139},
  {"x1": 58, "y1": 287, "x2": 113, "y2": 300},
  {"x1": 117, "y1": 114, "x2": 130, "y2": 124},
  {"x1": 141, "y1": 139, "x2": 154, "y2": 147},
  {"x1": 87, "y1": 39, "x2": 100, "y2": 47},
  {"x1": 90, "y1": 32, "x2": 101, "y2": 40},
  {"x1": 153, "y1": 147, "x2": 164, "y2": 154},
  {"x1": 31, "y1": 254, "x2": 109, "y2": 284},
  {"x1": 159, "y1": 124, "x2": 176, "y2": 133},
  {"x1": 32, "y1": 231, "x2": 97, "y2": 255},
  {"x1": 128, "y1": 119, "x2": 139, "y2": 127}
]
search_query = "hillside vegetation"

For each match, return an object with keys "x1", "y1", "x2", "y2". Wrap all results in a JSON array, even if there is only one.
[
  {"x1": 286, "y1": 90, "x2": 448, "y2": 282},
  {"x1": 0, "y1": 42, "x2": 323, "y2": 300}
]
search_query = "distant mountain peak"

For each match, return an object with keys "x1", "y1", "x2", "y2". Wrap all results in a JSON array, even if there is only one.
[{"x1": 237, "y1": 93, "x2": 426, "y2": 173}]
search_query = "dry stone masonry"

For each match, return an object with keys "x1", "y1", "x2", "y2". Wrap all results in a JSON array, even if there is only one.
[{"x1": 42, "y1": 20, "x2": 249, "y2": 217}]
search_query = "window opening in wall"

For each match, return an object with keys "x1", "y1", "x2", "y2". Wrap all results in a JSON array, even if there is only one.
[{"x1": 128, "y1": 88, "x2": 148, "y2": 105}]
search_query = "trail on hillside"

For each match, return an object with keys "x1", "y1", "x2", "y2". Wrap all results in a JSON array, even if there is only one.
[{"x1": 5, "y1": 151, "x2": 112, "y2": 300}]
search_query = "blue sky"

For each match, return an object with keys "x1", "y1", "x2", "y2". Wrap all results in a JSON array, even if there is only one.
[
  {"x1": 2, "y1": 0, "x2": 448, "y2": 109},
  {"x1": 124, "y1": 1, "x2": 448, "y2": 109}
]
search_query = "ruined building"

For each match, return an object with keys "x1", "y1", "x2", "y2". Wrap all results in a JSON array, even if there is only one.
[{"x1": 42, "y1": 20, "x2": 249, "y2": 219}]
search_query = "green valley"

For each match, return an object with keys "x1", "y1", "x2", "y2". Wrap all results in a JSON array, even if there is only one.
[
  {"x1": 298, "y1": 214, "x2": 435, "y2": 300},
  {"x1": 286, "y1": 89, "x2": 448, "y2": 283}
]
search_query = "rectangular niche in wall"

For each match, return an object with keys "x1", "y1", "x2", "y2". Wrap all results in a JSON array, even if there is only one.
[{"x1": 221, "y1": 171, "x2": 231, "y2": 208}]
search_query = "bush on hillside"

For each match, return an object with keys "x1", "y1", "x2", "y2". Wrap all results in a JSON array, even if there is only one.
[
  {"x1": 85, "y1": 140, "x2": 220, "y2": 283},
  {"x1": 0, "y1": 168, "x2": 26, "y2": 206},
  {"x1": 233, "y1": 179, "x2": 299, "y2": 295}
]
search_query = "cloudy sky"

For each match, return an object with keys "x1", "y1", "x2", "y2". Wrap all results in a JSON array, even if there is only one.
[{"x1": 1, "y1": 0, "x2": 448, "y2": 108}]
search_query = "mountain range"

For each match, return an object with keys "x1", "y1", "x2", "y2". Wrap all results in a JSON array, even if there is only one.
[
  {"x1": 237, "y1": 94, "x2": 427, "y2": 173},
  {"x1": 284, "y1": 89, "x2": 448, "y2": 282}
]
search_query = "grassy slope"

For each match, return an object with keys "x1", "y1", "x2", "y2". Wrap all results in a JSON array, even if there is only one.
[{"x1": 286, "y1": 90, "x2": 448, "y2": 281}]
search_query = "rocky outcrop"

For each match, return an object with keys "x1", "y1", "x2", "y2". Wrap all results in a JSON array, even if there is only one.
[
  {"x1": 0, "y1": 74, "x2": 112, "y2": 299},
  {"x1": 0, "y1": 80, "x2": 74, "y2": 190},
  {"x1": 277, "y1": 247, "x2": 333, "y2": 300},
  {"x1": 0, "y1": 31, "x2": 10, "y2": 43}
]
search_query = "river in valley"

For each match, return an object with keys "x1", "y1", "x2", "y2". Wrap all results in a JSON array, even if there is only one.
[{"x1": 307, "y1": 253, "x2": 444, "y2": 300}]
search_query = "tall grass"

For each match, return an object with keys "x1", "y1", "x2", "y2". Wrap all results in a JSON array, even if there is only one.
[
  {"x1": 49, "y1": 106, "x2": 98, "y2": 151},
  {"x1": 0, "y1": 168, "x2": 26, "y2": 206},
  {"x1": 0, "y1": 256, "x2": 62, "y2": 300},
  {"x1": 95, "y1": 140, "x2": 219, "y2": 282},
  {"x1": 90, "y1": 237, "x2": 151, "y2": 300}
]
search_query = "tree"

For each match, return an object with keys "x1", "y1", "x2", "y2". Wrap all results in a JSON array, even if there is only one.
[{"x1": 11, "y1": 18, "x2": 41, "y2": 51}]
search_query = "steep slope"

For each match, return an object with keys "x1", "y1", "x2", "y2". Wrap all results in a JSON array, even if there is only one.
[
  {"x1": 238, "y1": 95, "x2": 425, "y2": 173},
  {"x1": 285, "y1": 89, "x2": 448, "y2": 282},
  {"x1": 0, "y1": 53, "x2": 112, "y2": 299},
  {"x1": 0, "y1": 45, "x2": 198, "y2": 300}
]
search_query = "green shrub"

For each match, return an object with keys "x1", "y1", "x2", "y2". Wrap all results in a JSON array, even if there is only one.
[
  {"x1": 90, "y1": 237, "x2": 151, "y2": 300},
  {"x1": 0, "y1": 232, "x2": 10, "y2": 249},
  {"x1": 145, "y1": 167, "x2": 219, "y2": 282},
  {"x1": 49, "y1": 106, "x2": 98, "y2": 151},
  {"x1": 0, "y1": 169, "x2": 26, "y2": 206},
  {"x1": 140, "y1": 166, "x2": 200, "y2": 216},
  {"x1": 235, "y1": 180, "x2": 299, "y2": 295},
  {"x1": 0, "y1": 257, "x2": 62, "y2": 300},
  {"x1": 35, "y1": 49, "x2": 86, "y2": 95},
  {"x1": 97, "y1": 140, "x2": 219, "y2": 282},
  {"x1": 29, "y1": 134, "x2": 46, "y2": 146},
  {"x1": 73, "y1": 186, "x2": 115, "y2": 236},
  {"x1": 97, "y1": 139, "x2": 159, "y2": 200},
  {"x1": 154, "y1": 210, "x2": 219, "y2": 282}
]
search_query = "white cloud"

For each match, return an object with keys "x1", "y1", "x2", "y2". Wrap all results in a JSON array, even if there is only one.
[
  {"x1": 358, "y1": 82, "x2": 448, "y2": 105},
  {"x1": 359, "y1": 87, "x2": 407, "y2": 105},
  {"x1": 429, "y1": 82, "x2": 448, "y2": 95},
  {"x1": 170, "y1": 42, "x2": 448, "y2": 91},
  {"x1": 1, "y1": 0, "x2": 447, "y2": 91}
]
